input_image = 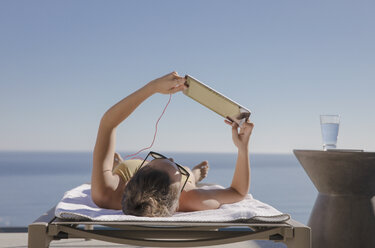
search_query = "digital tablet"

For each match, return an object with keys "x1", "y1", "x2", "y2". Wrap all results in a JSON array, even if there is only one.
[{"x1": 183, "y1": 75, "x2": 251, "y2": 126}]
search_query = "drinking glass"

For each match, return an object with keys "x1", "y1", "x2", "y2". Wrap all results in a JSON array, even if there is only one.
[{"x1": 320, "y1": 115, "x2": 340, "y2": 150}]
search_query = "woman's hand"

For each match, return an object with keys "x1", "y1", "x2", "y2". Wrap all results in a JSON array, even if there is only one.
[
  {"x1": 225, "y1": 120, "x2": 254, "y2": 150},
  {"x1": 148, "y1": 71, "x2": 187, "y2": 94}
]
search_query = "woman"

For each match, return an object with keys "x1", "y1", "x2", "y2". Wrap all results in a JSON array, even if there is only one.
[{"x1": 91, "y1": 71, "x2": 254, "y2": 217}]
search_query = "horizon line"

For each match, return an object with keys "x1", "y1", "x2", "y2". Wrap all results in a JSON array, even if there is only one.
[{"x1": 0, "y1": 149, "x2": 294, "y2": 155}]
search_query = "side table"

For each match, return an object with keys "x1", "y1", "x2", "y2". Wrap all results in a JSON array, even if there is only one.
[{"x1": 293, "y1": 150, "x2": 375, "y2": 248}]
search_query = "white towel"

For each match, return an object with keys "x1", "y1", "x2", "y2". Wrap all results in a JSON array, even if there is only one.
[{"x1": 55, "y1": 184, "x2": 290, "y2": 223}]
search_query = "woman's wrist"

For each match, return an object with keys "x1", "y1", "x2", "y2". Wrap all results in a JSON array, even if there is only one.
[
  {"x1": 145, "y1": 81, "x2": 159, "y2": 95},
  {"x1": 237, "y1": 146, "x2": 249, "y2": 154}
]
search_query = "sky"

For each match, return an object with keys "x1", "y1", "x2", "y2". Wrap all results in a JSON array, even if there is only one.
[{"x1": 1, "y1": 0, "x2": 374, "y2": 154}]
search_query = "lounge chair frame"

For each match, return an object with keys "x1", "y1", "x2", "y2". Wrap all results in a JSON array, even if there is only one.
[{"x1": 28, "y1": 206, "x2": 311, "y2": 248}]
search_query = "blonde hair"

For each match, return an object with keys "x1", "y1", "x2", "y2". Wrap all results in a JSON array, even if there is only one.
[{"x1": 121, "y1": 166, "x2": 180, "y2": 217}]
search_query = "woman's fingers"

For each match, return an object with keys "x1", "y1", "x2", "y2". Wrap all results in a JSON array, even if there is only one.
[
  {"x1": 241, "y1": 122, "x2": 254, "y2": 137},
  {"x1": 224, "y1": 120, "x2": 240, "y2": 136},
  {"x1": 151, "y1": 71, "x2": 188, "y2": 94},
  {"x1": 171, "y1": 71, "x2": 180, "y2": 78},
  {"x1": 244, "y1": 122, "x2": 254, "y2": 132},
  {"x1": 169, "y1": 83, "x2": 187, "y2": 94},
  {"x1": 224, "y1": 119, "x2": 233, "y2": 125},
  {"x1": 224, "y1": 119, "x2": 253, "y2": 148},
  {"x1": 168, "y1": 72, "x2": 186, "y2": 92},
  {"x1": 171, "y1": 71, "x2": 185, "y2": 81},
  {"x1": 231, "y1": 122, "x2": 239, "y2": 137}
]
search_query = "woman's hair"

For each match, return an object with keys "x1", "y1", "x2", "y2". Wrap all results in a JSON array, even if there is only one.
[{"x1": 121, "y1": 166, "x2": 180, "y2": 217}]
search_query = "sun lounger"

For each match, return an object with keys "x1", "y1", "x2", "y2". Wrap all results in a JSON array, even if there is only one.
[
  {"x1": 28, "y1": 207, "x2": 310, "y2": 248},
  {"x1": 28, "y1": 184, "x2": 311, "y2": 248}
]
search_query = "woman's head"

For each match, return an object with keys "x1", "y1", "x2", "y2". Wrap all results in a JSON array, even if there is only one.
[{"x1": 121, "y1": 158, "x2": 182, "y2": 217}]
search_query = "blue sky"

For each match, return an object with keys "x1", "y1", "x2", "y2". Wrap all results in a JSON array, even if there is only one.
[{"x1": 1, "y1": 0, "x2": 374, "y2": 154}]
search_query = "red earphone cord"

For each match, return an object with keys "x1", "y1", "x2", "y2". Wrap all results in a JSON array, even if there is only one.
[{"x1": 123, "y1": 94, "x2": 172, "y2": 160}]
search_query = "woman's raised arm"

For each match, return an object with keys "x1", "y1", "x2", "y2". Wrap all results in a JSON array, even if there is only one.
[
  {"x1": 179, "y1": 120, "x2": 254, "y2": 211},
  {"x1": 91, "y1": 72, "x2": 186, "y2": 208}
]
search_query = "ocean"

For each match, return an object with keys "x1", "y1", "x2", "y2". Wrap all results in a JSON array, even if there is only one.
[{"x1": 0, "y1": 151, "x2": 317, "y2": 227}]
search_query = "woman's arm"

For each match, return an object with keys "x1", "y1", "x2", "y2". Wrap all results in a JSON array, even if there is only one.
[
  {"x1": 91, "y1": 72, "x2": 186, "y2": 208},
  {"x1": 179, "y1": 120, "x2": 254, "y2": 211}
]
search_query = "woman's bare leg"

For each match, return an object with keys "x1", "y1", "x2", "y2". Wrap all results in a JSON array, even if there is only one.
[
  {"x1": 113, "y1": 152, "x2": 123, "y2": 169},
  {"x1": 192, "y1": 161, "x2": 209, "y2": 182},
  {"x1": 182, "y1": 161, "x2": 209, "y2": 187}
]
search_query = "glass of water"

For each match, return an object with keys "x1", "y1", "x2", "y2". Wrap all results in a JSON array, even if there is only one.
[{"x1": 320, "y1": 115, "x2": 340, "y2": 150}]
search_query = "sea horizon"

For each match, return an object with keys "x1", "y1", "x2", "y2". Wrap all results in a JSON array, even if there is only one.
[{"x1": 0, "y1": 150, "x2": 296, "y2": 155}]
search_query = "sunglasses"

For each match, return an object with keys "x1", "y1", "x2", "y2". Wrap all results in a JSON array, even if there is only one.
[{"x1": 140, "y1": 151, "x2": 190, "y2": 192}]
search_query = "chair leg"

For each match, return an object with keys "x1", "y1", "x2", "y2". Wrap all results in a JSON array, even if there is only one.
[
  {"x1": 284, "y1": 226, "x2": 311, "y2": 248},
  {"x1": 84, "y1": 224, "x2": 94, "y2": 241},
  {"x1": 28, "y1": 223, "x2": 53, "y2": 248}
]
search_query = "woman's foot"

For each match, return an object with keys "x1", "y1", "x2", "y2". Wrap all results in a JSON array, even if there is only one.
[{"x1": 192, "y1": 161, "x2": 209, "y2": 182}]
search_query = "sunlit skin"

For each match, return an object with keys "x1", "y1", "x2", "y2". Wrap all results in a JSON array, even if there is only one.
[{"x1": 91, "y1": 71, "x2": 254, "y2": 211}]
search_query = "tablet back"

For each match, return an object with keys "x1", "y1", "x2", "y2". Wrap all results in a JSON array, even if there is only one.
[{"x1": 183, "y1": 75, "x2": 251, "y2": 126}]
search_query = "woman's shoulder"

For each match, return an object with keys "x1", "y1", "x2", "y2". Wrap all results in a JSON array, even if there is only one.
[{"x1": 113, "y1": 159, "x2": 144, "y2": 182}]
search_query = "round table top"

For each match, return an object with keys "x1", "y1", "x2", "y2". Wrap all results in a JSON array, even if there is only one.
[
  {"x1": 294, "y1": 149, "x2": 375, "y2": 154},
  {"x1": 293, "y1": 149, "x2": 375, "y2": 195}
]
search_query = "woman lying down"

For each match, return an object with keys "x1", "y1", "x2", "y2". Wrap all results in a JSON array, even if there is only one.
[{"x1": 91, "y1": 72, "x2": 254, "y2": 217}]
